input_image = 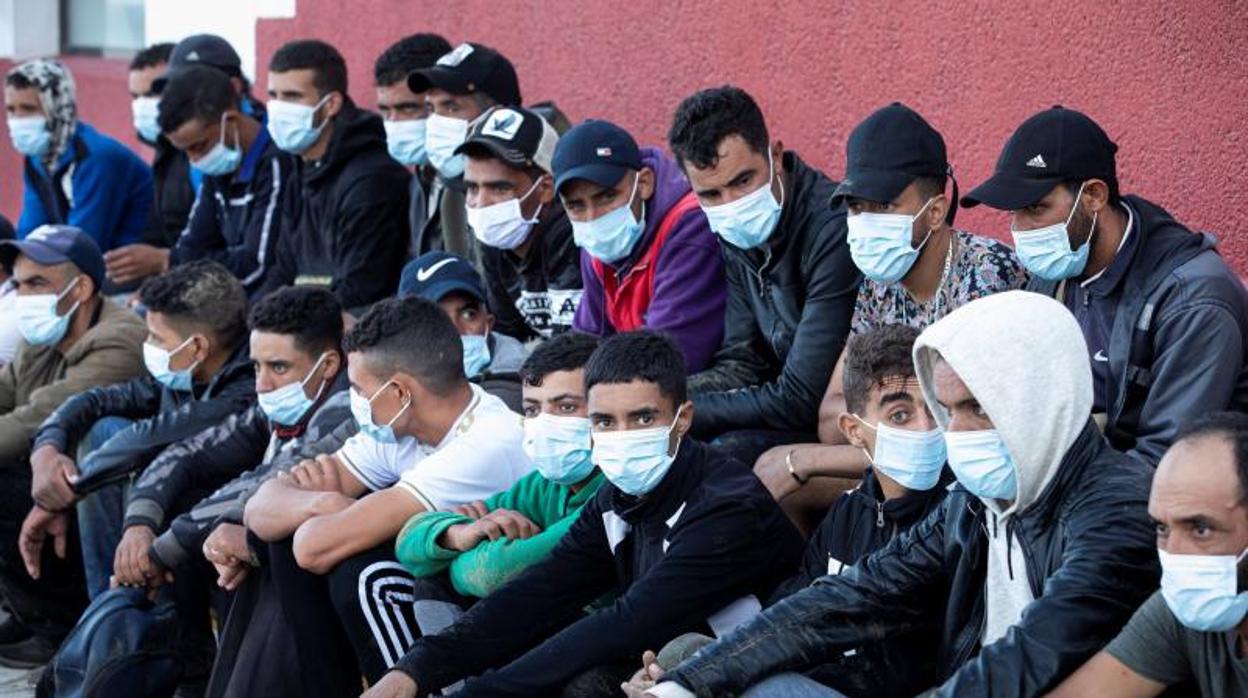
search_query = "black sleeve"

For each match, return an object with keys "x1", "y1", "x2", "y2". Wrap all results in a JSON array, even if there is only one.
[
  {"x1": 686, "y1": 259, "x2": 773, "y2": 395},
  {"x1": 767, "y1": 501, "x2": 843, "y2": 603},
  {"x1": 31, "y1": 376, "x2": 164, "y2": 455},
  {"x1": 329, "y1": 171, "x2": 411, "y2": 312}
]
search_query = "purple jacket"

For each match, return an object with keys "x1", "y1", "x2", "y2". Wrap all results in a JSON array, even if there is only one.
[{"x1": 573, "y1": 147, "x2": 726, "y2": 372}]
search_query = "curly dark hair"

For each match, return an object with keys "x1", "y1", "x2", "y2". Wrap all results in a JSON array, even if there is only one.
[
  {"x1": 1175, "y1": 412, "x2": 1248, "y2": 505},
  {"x1": 269, "y1": 39, "x2": 347, "y2": 97},
  {"x1": 584, "y1": 331, "x2": 687, "y2": 407},
  {"x1": 139, "y1": 260, "x2": 248, "y2": 349},
  {"x1": 343, "y1": 296, "x2": 464, "y2": 395},
  {"x1": 130, "y1": 42, "x2": 174, "y2": 71},
  {"x1": 248, "y1": 287, "x2": 343, "y2": 356},
  {"x1": 668, "y1": 85, "x2": 770, "y2": 170},
  {"x1": 842, "y1": 324, "x2": 922, "y2": 415},
  {"x1": 157, "y1": 64, "x2": 237, "y2": 134},
  {"x1": 520, "y1": 332, "x2": 600, "y2": 387},
  {"x1": 374, "y1": 33, "x2": 452, "y2": 86}
]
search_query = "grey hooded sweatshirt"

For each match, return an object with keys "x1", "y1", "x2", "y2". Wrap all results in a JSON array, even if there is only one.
[{"x1": 914, "y1": 290, "x2": 1093, "y2": 644}]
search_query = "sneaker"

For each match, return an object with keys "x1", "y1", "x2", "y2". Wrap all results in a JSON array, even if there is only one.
[{"x1": 0, "y1": 635, "x2": 58, "y2": 669}]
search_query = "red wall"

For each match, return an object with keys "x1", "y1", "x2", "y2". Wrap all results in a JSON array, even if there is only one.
[{"x1": 3, "y1": 2, "x2": 1246, "y2": 273}]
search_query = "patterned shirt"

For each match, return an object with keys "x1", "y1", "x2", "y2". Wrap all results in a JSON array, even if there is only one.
[{"x1": 851, "y1": 229, "x2": 1028, "y2": 334}]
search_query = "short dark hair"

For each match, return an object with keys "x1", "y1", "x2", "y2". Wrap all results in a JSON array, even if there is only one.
[
  {"x1": 269, "y1": 39, "x2": 348, "y2": 97},
  {"x1": 1062, "y1": 177, "x2": 1121, "y2": 207},
  {"x1": 343, "y1": 296, "x2": 464, "y2": 395},
  {"x1": 1174, "y1": 411, "x2": 1248, "y2": 506},
  {"x1": 842, "y1": 324, "x2": 922, "y2": 415},
  {"x1": 584, "y1": 331, "x2": 687, "y2": 407},
  {"x1": 374, "y1": 33, "x2": 452, "y2": 86},
  {"x1": 156, "y1": 64, "x2": 238, "y2": 134},
  {"x1": 139, "y1": 260, "x2": 247, "y2": 348},
  {"x1": 520, "y1": 332, "x2": 601, "y2": 387},
  {"x1": 668, "y1": 85, "x2": 770, "y2": 170},
  {"x1": 130, "y1": 42, "x2": 174, "y2": 71},
  {"x1": 913, "y1": 175, "x2": 947, "y2": 202},
  {"x1": 248, "y1": 287, "x2": 344, "y2": 356}
]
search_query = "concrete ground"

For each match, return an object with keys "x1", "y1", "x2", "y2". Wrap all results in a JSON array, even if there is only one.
[{"x1": 0, "y1": 611, "x2": 38, "y2": 698}]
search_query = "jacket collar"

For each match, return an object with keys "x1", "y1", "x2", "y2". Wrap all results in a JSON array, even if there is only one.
[
  {"x1": 1017, "y1": 420, "x2": 1103, "y2": 524},
  {"x1": 195, "y1": 340, "x2": 252, "y2": 399},
  {"x1": 858, "y1": 467, "x2": 952, "y2": 525}
]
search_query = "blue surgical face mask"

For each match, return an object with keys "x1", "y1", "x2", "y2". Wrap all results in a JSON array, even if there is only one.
[
  {"x1": 143, "y1": 336, "x2": 200, "y2": 393},
  {"x1": 15, "y1": 276, "x2": 80, "y2": 346},
  {"x1": 257, "y1": 353, "x2": 330, "y2": 426},
  {"x1": 854, "y1": 414, "x2": 946, "y2": 491},
  {"x1": 132, "y1": 96, "x2": 161, "y2": 143},
  {"x1": 569, "y1": 174, "x2": 646, "y2": 264},
  {"x1": 524, "y1": 414, "x2": 595, "y2": 486},
  {"x1": 1010, "y1": 181, "x2": 1097, "y2": 281},
  {"x1": 592, "y1": 405, "x2": 684, "y2": 496},
  {"x1": 846, "y1": 197, "x2": 935, "y2": 283},
  {"x1": 461, "y1": 333, "x2": 491, "y2": 378},
  {"x1": 943, "y1": 428, "x2": 1017, "y2": 500},
  {"x1": 7, "y1": 116, "x2": 51, "y2": 157},
  {"x1": 384, "y1": 117, "x2": 428, "y2": 167},
  {"x1": 425, "y1": 113, "x2": 468, "y2": 178},
  {"x1": 193, "y1": 113, "x2": 243, "y2": 177},
  {"x1": 350, "y1": 379, "x2": 411, "y2": 444},
  {"x1": 1158, "y1": 547, "x2": 1248, "y2": 632},
  {"x1": 266, "y1": 94, "x2": 332, "y2": 155},
  {"x1": 701, "y1": 147, "x2": 785, "y2": 249}
]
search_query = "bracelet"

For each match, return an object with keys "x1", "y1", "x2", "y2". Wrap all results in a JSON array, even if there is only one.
[{"x1": 786, "y1": 449, "x2": 808, "y2": 486}]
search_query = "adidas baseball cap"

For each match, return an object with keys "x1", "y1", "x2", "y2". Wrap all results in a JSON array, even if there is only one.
[
  {"x1": 152, "y1": 34, "x2": 243, "y2": 91},
  {"x1": 962, "y1": 106, "x2": 1118, "y2": 210},
  {"x1": 832, "y1": 102, "x2": 950, "y2": 207},
  {"x1": 551, "y1": 119, "x2": 644, "y2": 193},
  {"x1": 398, "y1": 252, "x2": 487, "y2": 304},
  {"x1": 454, "y1": 106, "x2": 559, "y2": 174},
  {"x1": 407, "y1": 43, "x2": 521, "y2": 107},
  {"x1": 0, "y1": 224, "x2": 105, "y2": 289}
]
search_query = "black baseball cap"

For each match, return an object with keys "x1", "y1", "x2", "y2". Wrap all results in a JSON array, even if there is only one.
[
  {"x1": 962, "y1": 106, "x2": 1118, "y2": 210},
  {"x1": 152, "y1": 34, "x2": 243, "y2": 92},
  {"x1": 832, "y1": 102, "x2": 950, "y2": 206},
  {"x1": 399, "y1": 252, "x2": 487, "y2": 304},
  {"x1": 454, "y1": 106, "x2": 559, "y2": 174},
  {"x1": 552, "y1": 119, "x2": 644, "y2": 193},
  {"x1": 407, "y1": 43, "x2": 521, "y2": 107},
  {"x1": 0, "y1": 224, "x2": 105, "y2": 290}
]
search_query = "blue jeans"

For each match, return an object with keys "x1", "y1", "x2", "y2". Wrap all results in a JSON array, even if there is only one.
[
  {"x1": 74, "y1": 416, "x2": 133, "y2": 598},
  {"x1": 740, "y1": 673, "x2": 847, "y2": 697}
]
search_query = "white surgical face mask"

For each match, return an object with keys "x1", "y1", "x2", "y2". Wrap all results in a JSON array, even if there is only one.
[
  {"x1": 943, "y1": 429, "x2": 1017, "y2": 501},
  {"x1": 425, "y1": 113, "x2": 469, "y2": 178},
  {"x1": 15, "y1": 276, "x2": 81, "y2": 346},
  {"x1": 467, "y1": 177, "x2": 544, "y2": 250},
  {"x1": 384, "y1": 117, "x2": 428, "y2": 166},
  {"x1": 592, "y1": 405, "x2": 684, "y2": 496},
  {"x1": 192, "y1": 113, "x2": 243, "y2": 177},
  {"x1": 1010, "y1": 181, "x2": 1096, "y2": 282},
  {"x1": 1159, "y1": 547, "x2": 1248, "y2": 632},
  {"x1": 7, "y1": 116, "x2": 51, "y2": 157},
  {"x1": 524, "y1": 414, "x2": 595, "y2": 486},
  {"x1": 132, "y1": 96, "x2": 161, "y2": 143},
  {"x1": 853, "y1": 414, "x2": 946, "y2": 491},
  {"x1": 846, "y1": 197, "x2": 935, "y2": 283},
  {"x1": 266, "y1": 94, "x2": 331, "y2": 155},
  {"x1": 700, "y1": 147, "x2": 785, "y2": 249},
  {"x1": 569, "y1": 174, "x2": 646, "y2": 263}
]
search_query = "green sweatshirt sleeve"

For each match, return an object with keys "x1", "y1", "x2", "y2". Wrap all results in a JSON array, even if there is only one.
[{"x1": 448, "y1": 501, "x2": 588, "y2": 598}]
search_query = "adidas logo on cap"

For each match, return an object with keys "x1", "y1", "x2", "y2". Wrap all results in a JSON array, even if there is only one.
[{"x1": 1026, "y1": 154, "x2": 1047, "y2": 168}]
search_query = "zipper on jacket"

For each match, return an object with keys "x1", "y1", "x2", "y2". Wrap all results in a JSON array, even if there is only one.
[
  {"x1": 876, "y1": 501, "x2": 884, "y2": 528},
  {"x1": 1005, "y1": 518, "x2": 1015, "y2": 581}
]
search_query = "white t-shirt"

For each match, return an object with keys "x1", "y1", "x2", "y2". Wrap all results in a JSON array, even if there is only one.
[
  {"x1": 336, "y1": 385, "x2": 532, "y2": 512},
  {"x1": 0, "y1": 281, "x2": 21, "y2": 365}
]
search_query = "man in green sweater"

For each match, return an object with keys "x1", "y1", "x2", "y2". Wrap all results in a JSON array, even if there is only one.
[{"x1": 395, "y1": 331, "x2": 604, "y2": 609}]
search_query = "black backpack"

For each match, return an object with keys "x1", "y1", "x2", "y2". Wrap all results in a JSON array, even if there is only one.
[{"x1": 36, "y1": 587, "x2": 182, "y2": 698}]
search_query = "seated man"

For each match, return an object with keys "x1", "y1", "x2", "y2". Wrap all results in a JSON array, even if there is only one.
[
  {"x1": 241, "y1": 296, "x2": 530, "y2": 691},
  {"x1": 364, "y1": 331, "x2": 805, "y2": 698},
  {"x1": 555, "y1": 120, "x2": 726, "y2": 372},
  {"x1": 670, "y1": 86, "x2": 857, "y2": 465},
  {"x1": 153, "y1": 64, "x2": 298, "y2": 294},
  {"x1": 398, "y1": 251, "x2": 526, "y2": 411},
  {"x1": 0, "y1": 225, "x2": 146, "y2": 666},
  {"x1": 963, "y1": 106, "x2": 1248, "y2": 466},
  {"x1": 459, "y1": 105, "x2": 582, "y2": 341},
  {"x1": 6, "y1": 60, "x2": 153, "y2": 275},
  {"x1": 257, "y1": 39, "x2": 411, "y2": 313},
  {"x1": 18, "y1": 260, "x2": 254, "y2": 604},
  {"x1": 1050, "y1": 410, "x2": 1248, "y2": 697},
  {"x1": 395, "y1": 331, "x2": 605, "y2": 605},
  {"x1": 634, "y1": 291, "x2": 1158, "y2": 697}
]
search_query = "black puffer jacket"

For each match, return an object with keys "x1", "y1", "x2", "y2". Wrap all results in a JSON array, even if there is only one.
[
  {"x1": 259, "y1": 104, "x2": 411, "y2": 313},
  {"x1": 689, "y1": 152, "x2": 859, "y2": 437},
  {"x1": 663, "y1": 422, "x2": 1159, "y2": 697},
  {"x1": 31, "y1": 343, "x2": 256, "y2": 495}
]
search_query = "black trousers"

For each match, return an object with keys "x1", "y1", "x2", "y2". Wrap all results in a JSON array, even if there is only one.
[{"x1": 0, "y1": 466, "x2": 87, "y2": 641}]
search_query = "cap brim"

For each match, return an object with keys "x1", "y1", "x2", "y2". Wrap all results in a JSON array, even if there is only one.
[
  {"x1": 408, "y1": 67, "x2": 468, "y2": 95},
  {"x1": 830, "y1": 169, "x2": 915, "y2": 205},
  {"x1": 0, "y1": 239, "x2": 68, "y2": 268},
  {"x1": 554, "y1": 163, "x2": 629, "y2": 193},
  {"x1": 454, "y1": 137, "x2": 527, "y2": 166},
  {"x1": 961, "y1": 173, "x2": 1061, "y2": 210},
  {"x1": 401, "y1": 278, "x2": 486, "y2": 304}
]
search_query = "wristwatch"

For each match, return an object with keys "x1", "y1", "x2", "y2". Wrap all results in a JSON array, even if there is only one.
[{"x1": 785, "y1": 449, "x2": 808, "y2": 486}]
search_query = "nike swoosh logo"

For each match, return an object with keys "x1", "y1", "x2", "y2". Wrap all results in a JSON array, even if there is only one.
[
  {"x1": 415, "y1": 258, "x2": 456, "y2": 282},
  {"x1": 1093, "y1": 350, "x2": 1109, "y2": 362}
]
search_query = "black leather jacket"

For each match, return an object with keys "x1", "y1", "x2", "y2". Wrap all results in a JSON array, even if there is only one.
[
  {"x1": 664, "y1": 422, "x2": 1159, "y2": 697},
  {"x1": 688, "y1": 152, "x2": 860, "y2": 437}
]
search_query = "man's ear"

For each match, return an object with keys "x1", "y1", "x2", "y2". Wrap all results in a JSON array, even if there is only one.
[
  {"x1": 637, "y1": 167, "x2": 657, "y2": 202},
  {"x1": 674, "y1": 399, "x2": 695, "y2": 438},
  {"x1": 926, "y1": 194, "x2": 950, "y2": 231},
  {"x1": 321, "y1": 350, "x2": 343, "y2": 381},
  {"x1": 484, "y1": 311, "x2": 496, "y2": 333},
  {"x1": 838, "y1": 412, "x2": 868, "y2": 450},
  {"x1": 536, "y1": 174, "x2": 555, "y2": 205},
  {"x1": 320, "y1": 91, "x2": 344, "y2": 123},
  {"x1": 1083, "y1": 178, "x2": 1111, "y2": 214}
]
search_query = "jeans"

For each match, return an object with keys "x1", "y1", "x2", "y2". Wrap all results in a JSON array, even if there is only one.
[
  {"x1": 74, "y1": 416, "x2": 132, "y2": 598},
  {"x1": 740, "y1": 673, "x2": 847, "y2": 697}
]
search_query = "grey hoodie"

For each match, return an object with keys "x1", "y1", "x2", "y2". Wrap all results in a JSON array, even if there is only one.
[{"x1": 913, "y1": 290, "x2": 1093, "y2": 644}]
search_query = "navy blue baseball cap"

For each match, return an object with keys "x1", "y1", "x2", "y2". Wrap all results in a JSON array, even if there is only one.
[
  {"x1": 152, "y1": 34, "x2": 243, "y2": 92},
  {"x1": 962, "y1": 106, "x2": 1118, "y2": 210},
  {"x1": 552, "y1": 119, "x2": 644, "y2": 194},
  {"x1": 399, "y1": 252, "x2": 486, "y2": 304},
  {"x1": 0, "y1": 224, "x2": 105, "y2": 289}
]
